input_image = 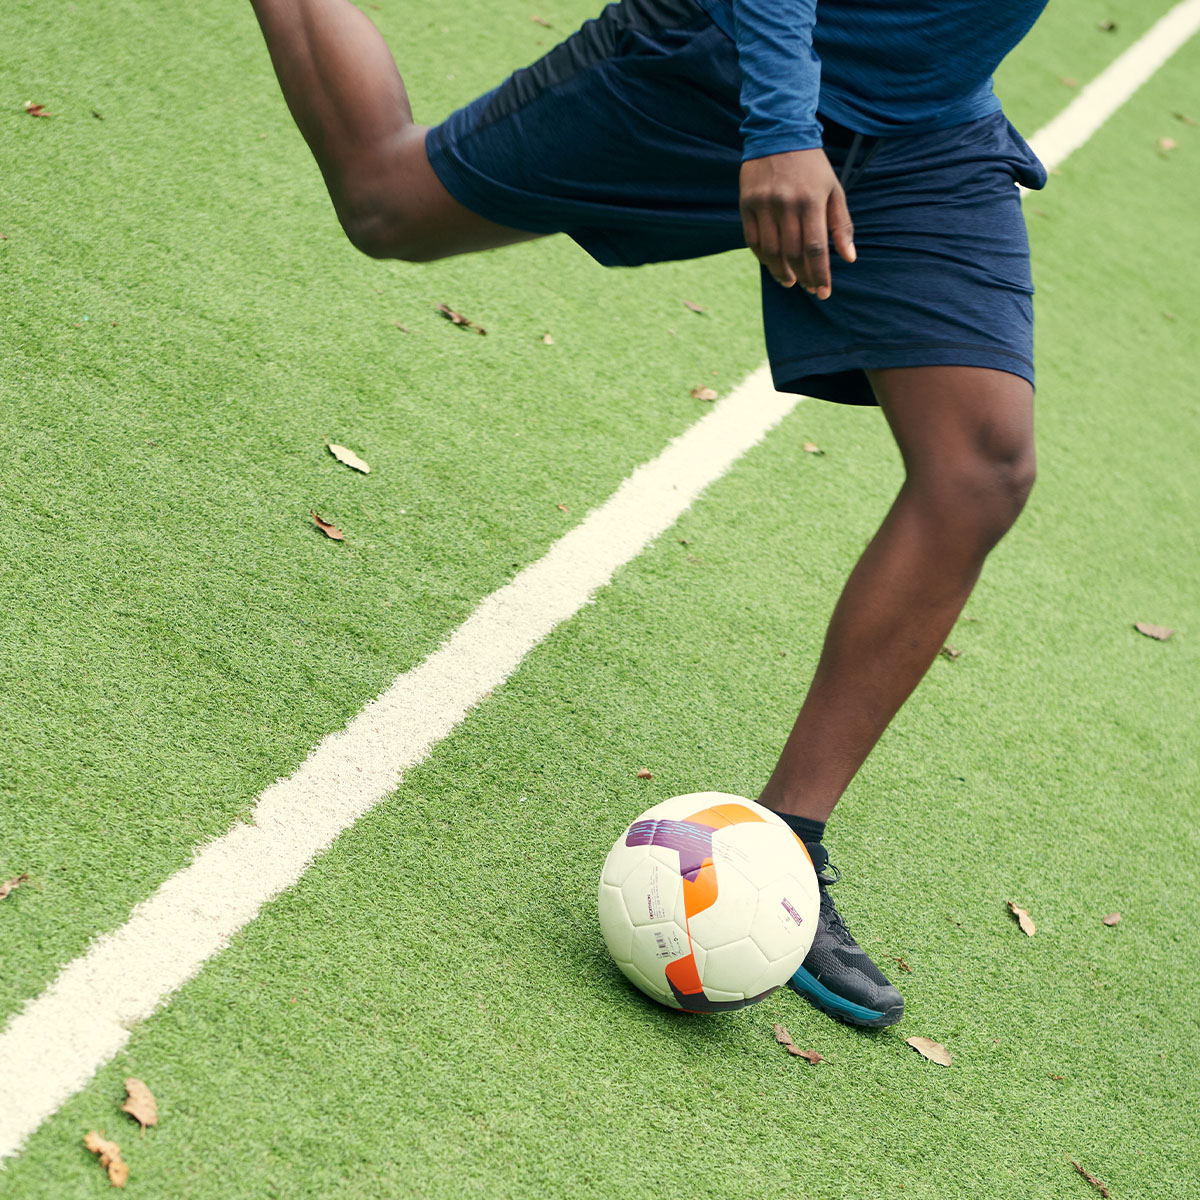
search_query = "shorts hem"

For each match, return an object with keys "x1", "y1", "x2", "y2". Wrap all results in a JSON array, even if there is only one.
[
  {"x1": 771, "y1": 342, "x2": 1035, "y2": 405},
  {"x1": 425, "y1": 126, "x2": 561, "y2": 238}
]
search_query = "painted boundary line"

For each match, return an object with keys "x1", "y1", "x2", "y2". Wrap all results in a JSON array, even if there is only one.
[{"x1": 2, "y1": 0, "x2": 1199, "y2": 1162}]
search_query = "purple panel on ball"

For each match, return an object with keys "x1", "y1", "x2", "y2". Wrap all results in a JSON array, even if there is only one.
[{"x1": 625, "y1": 818, "x2": 718, "y2": 881}]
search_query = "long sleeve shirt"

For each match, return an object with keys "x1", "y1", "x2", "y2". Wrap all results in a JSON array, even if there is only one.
[{"x1": 693, "y1": 0, "x2": 1049, "y2": 160}]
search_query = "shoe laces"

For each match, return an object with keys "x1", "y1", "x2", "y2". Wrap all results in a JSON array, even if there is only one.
[{"x1": 816, "y1": 860, "x2": 851, "y2": 937}]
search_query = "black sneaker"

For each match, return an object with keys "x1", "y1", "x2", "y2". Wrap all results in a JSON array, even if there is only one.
[{"x1": 788, "y1": 843, "x2": 904, "y2": 1028}]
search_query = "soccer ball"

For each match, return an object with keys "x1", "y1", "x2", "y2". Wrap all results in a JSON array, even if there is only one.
[{"x1": 597, "y1": 793, "x2": 820, "y2": 1012}]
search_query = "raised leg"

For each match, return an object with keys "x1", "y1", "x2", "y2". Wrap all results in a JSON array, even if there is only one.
[
  {"x1": 249, "y1": 0, "x2": 541, "y2": 259},
  {"x1": 760, "y1": 365, "x2": 1037, "y2": 820}
]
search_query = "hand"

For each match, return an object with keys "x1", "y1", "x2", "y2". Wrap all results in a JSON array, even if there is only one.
[{"x1": 739, "y1": 149, "x2": 856, "y2": 298}]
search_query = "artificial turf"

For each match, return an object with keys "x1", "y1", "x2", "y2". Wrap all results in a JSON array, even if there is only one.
[{"x1": 2, "y1": 0, "x2": 1197, "y2": 1197}]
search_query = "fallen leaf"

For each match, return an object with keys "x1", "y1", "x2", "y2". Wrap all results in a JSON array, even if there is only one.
[
  {"x1": 787, "y1": 1046, "x2": 823, "y2": 1063},
  {"x1": 1097, "y1": 19, "x2": 1118, "y2": 32},
  {"x1": 940, "y1": 644, "x2": 961, "y2": 660},
  {"x1": 773, "y1": 1023, "x2": 794, "y2": 1046},
  {"x1": 1060, "y1": 76, "x2": 1079, "y2": 88},
  {"x1": 0, "y1": 873, "x2": 29, "y2": 901},
  {"x1": 1157, "y1": 136, "x2": 1178, "y2": 153},
  {"x1": 1102, "y1": 912, "x2": 1121, "y2": 926},
  {"x1": 84, "y1": 1131, "x2": 129, "y2": 1188},
  {"x1": 394, "y1": 321, "x2": 410, "y2": 333},
  {"x1": 556, "y1": 503, "x2": 570, "y2": 513},
  {"x1": 23, "y1": 100, "x2": 51, "y2": 117},
  {"x1": 1049, "y1": 1073, "x2": 1064, "y2": 1080},
  {"x1": 1173, "y1": 111, "x2": 1198, "y2": 126},
  {"x1": 690, "y1": 386, "x2": 718, "y2": 401},
  {"x1": 327, "y1": 443, "x2": 370, "y2": 474},
  {"x1": 1134, "y1": 621, "x2": 1174, "y2": 641},
  {"x1": 542, "y1": 333, "x2": 554, "y2": 344},
  {"x1": 529, "y1": 14, "x2": 552, "y2": 26},
  {"x1": 905, "y1": 1037, "x2": 953, "y2": 1066},
  {"x1": 310, "y1": 511, "x2": 345, "y2": 541},
  {"x1": 683, "y1": 299, "x2": 705, "y2": 313},
  {"x1": 802, "y1": 442, "x2": 824, "y2": 455},
  {"x1": 635, "y1": 768, "x2": 653, "y2": 780},
  {"x1": 1008, "y1": 900, "x2": 1036, "y2": 937},
  {"x1": 1070, "y1": 1160, "x2": 1110, "y2": 1198},
  {"x1": 92, "y1": 109, "x2": 104, "y2": 119},
  {"x1": 435, "y1": 302, "x2": 486, "y2": 335},
  {"x1": 121, "y1": 1078, "x2": 158, "y2": 1134},
  {"x1": 889, "y1": 955, "x2": 913, "y2": 974}
]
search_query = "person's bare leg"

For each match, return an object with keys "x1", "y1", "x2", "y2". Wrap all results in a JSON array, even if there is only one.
[
  {"x1": 759, "y1": 365, "x2": 1036, "y2": 820},
  {"x1": 249, "y1": 0, "x2": 540, "y2": 258}
]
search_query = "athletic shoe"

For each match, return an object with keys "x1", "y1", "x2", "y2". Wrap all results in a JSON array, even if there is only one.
[{"x1": 788, "y1": 843, "x2": 904, "y2": 1028}]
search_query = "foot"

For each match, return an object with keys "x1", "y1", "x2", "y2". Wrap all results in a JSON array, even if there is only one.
[{"x1": 788, "y1": 844, "x2": 904, "y2": 1028}]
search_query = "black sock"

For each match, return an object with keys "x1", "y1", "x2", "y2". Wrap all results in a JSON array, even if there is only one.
[
  {"x1": 776, "y1": 813, "x2": 829, "y2": 874},
  {"x1": 778, "y1": 812, "x2": 825, "y2": 846}
]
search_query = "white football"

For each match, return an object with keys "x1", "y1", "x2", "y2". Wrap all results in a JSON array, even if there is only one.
[{"x1": 597, "y1": 793, "x2": 819, "y2": 1011}]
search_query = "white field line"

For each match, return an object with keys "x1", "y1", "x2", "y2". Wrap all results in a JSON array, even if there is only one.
[
  {"x1": 1025, "y1": 0, "x2": 1200, "y2": 170},
  {"x1": 2, "y1": 0, "x2": 1199, "y2": 1162}
]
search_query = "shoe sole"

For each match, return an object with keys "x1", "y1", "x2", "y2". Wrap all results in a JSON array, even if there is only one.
[{"x1": 788, "y1": 966, "x2": 904, "y2": 1029}]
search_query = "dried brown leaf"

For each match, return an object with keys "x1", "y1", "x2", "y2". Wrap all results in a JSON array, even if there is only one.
[
  {"x1": 1157, "y1": 136, "x2": 1178, "y2": 153},
  {"x1": 310, "y1": 511, "x2": 345, "y2": 541},
  {"x1": 1102, "y1": 912, "x2": 1121, "y2": 926},
  {"x1": 773, "y1": 1023, "x2": 794, "y2": 1046},
  {"x1": 24, "y1": 100, "x2": 51, "y2": 117},
  {"x1": 683, "y1": 299, "x2": 705, "y2": 313},
  {"x1": 1134, "y1": 621, "x2": 1174, "y2": 641},
  {"x1": 787, "y1": 1046, "x2": 823, "y2": 1063},
  {"x1": 940, "y1": 644, "x2": 961, "y2": 660},
  {"x1": 635, "y1": 768, "x2": 653, "y2": 780},
  {"x1": 556, "y1": 503, "x2": 570, "y2": 513},
  {"x1": 1008, "y1": 900, "x2": 1036, "y2": 937},
  {"x1": 1070, "y1": 1160, "x2": 1110, "y2": 1198},
  {"x1": 905, "y1": 1036, "x2": 953, "y2": 1066},
  {"x1": 802, "y1": 442, "x2": 824, "y2": 455},
  {"x1": 327, "y1": 443, "x2": 370, "y2": 474},
  {"x1": 84, "y1": 1131, "x2": 128, "y2": 1187},
  {"x1": 121, "y1": 1077, "x2": 158, "y2": 1133},
  {"x1": 690, "y1": 386, "x2": 718, "y2": 401},
  {"x1": 1174, "y1": 111, "x2": 1198, "y2": 126},
  {"x1": 530, "y1": 14, "x2": 552, "y2": 27},
  {"x1": 1097, "y1": 19, "x2": 1118, "y2": 32},
  {"x1": 394, "y1": 321, "x2": 410, "y2": 333},
  {"x1": 0, "y1": 873, "x2": 29, "y2": 900},
  {"x1": 889, "y1": 955, "x2": 913, "y2": 974},
  {"x1": 542, "y1": 333, "x2": 555, "y2": 344},
  {"x1": 436, "y1": 302, "x2": 486, "y2": 334},
  {"x1": 1060, "y1": 76, "x2": 1079, "y2": 88}
]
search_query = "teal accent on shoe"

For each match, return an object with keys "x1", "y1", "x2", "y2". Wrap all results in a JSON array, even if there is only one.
[{"x1": 789, "y1": 965, "x2": 886, "y2": 1023}]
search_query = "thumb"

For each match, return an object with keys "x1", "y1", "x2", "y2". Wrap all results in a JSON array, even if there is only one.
[{"x1": 828, "y1": 186, "x2": 856, "y2": 264}]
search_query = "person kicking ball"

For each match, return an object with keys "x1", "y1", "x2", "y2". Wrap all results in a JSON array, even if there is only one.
[{"x1": 249, "y1": 0, "x2": 1050, "y2": 1028}]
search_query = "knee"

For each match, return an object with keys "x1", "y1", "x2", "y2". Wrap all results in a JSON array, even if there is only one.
[
  {"x1": 951, "y1": 440, "x2": 1037, "y2": 547},
  {"x1": 342, "y1": 207, "x2": 445, "y2": 262},
  {"x1": 916, "y1": 435, "x2": 1036, "y2": 551}
]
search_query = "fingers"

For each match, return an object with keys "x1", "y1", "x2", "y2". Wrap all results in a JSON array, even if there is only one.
[
  {"x1": 797, "y1": 203, "x2": 831, "y2": 299},
  {"x1": 739, "y1": 151, "x2": 857, "y2": 297}
]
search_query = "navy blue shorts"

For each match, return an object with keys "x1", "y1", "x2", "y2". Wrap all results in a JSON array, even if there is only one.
[{"x1": 426, "y1": 0, "x2": 1048, "y2": 406}]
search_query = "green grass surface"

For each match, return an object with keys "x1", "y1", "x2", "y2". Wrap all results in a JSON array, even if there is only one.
[{"x1": 2, "y1": 1, "x2": 1198, "y2": 1197}]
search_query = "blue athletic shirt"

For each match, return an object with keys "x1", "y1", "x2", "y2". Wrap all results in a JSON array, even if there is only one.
[{"x1": 693, "y1": 0, "x2": 1049, "y2": 160}]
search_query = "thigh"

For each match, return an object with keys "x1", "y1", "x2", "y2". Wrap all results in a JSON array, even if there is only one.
[
  {"x1": 423, "y1": 0, "x2": 745, "y2": 267},
  {"x1": 390, "y1": 123, "x2": 545, "y2": 260},
  {"x1": 869, "y1": 365, "x2": 1035, "y2": 485},
  {"x1": 761, "y1": 111, "x2": 1047, "y2": 406}
]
